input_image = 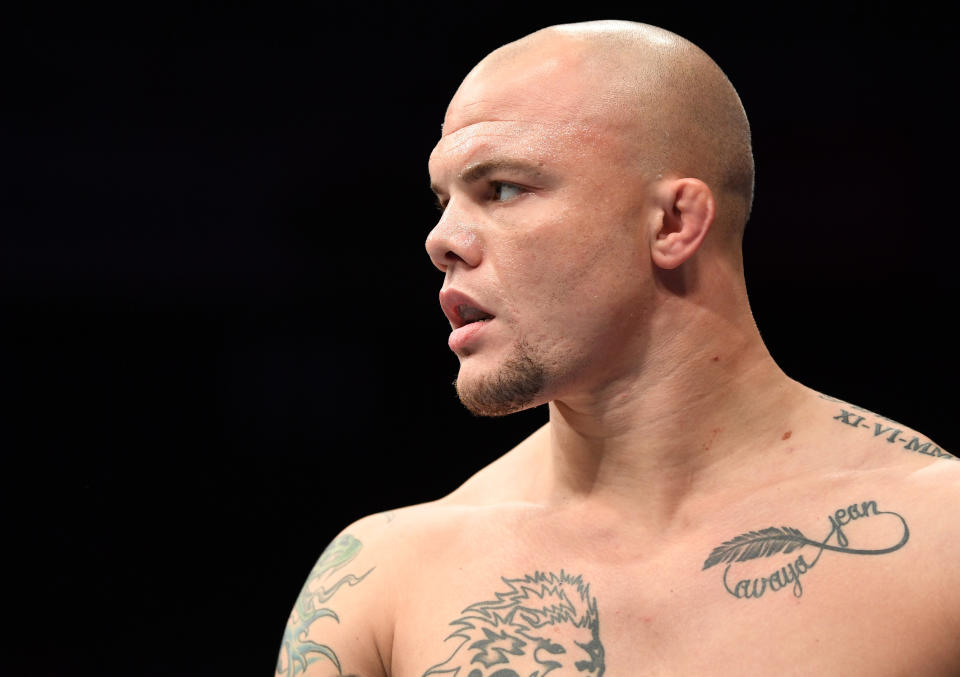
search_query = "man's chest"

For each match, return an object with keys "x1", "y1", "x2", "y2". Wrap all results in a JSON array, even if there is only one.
[{"x1": 383, "y1": 505, "x2": 957, "y2": 676}]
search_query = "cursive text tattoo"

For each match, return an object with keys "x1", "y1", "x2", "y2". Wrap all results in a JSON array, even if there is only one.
[
  {"x1": 423, "y1": 570, "x2": 605, "y2": 677},
  {"x1": 819, "y1": 394, "x2": 955, "y2": 461},
  {"x1": 277, "y1": 534, "x2": 374, "y2": 677},
  {"x1": 703, "y1": 499, "x2": 909, "y2": 600}
]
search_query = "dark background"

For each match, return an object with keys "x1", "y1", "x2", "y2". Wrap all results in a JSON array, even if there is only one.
[{"x1": 4, "y1": 1, "x2": 956, "y2": 674}]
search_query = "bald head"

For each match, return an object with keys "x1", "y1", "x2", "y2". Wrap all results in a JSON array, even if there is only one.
[{"x1": 450, "y1": 21, "x2": 754, "y2": 247}]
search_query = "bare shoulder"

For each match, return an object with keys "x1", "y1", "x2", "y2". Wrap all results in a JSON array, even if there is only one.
[
  {"x1": 812, "y1": 392, "x2": 956, "y2": 466},
  {"x1": 275, "y1": 486, "x2": 534, "y2": 677},
  {"x1": 276, "y1": 511, "x2": 397, "y2": 677},
  {"x1": 808, "y1": 391, "x2": 959, "y2": 515},
  {"x1": 805, "y1": 392, "x2": 960, "y2": 610}
]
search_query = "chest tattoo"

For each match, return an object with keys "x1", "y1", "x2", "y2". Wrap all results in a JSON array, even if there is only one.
[{"x1": 702, "y1": 499, "x2": 909, "y2": 600}]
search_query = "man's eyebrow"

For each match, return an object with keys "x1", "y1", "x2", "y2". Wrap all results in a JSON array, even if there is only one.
[
  {"x1": 430, "y1": 159, "x2": 546, "y2": 199},
  {"x1": 459, "y1": 159, "x2": 543, "y2": 184}
]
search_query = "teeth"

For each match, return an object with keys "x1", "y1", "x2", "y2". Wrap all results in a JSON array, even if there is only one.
[{"x1": 457, "y1": 304, "x2": 493, "y2": 324}]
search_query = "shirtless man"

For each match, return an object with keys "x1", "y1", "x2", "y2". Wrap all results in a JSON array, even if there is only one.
[{"x1": 276, "y1": 20, "x2": 960, "y2": 677}]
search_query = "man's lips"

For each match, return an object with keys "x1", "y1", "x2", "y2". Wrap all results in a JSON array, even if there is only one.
[
  {"x1": 448, "y1": 319, "x2": 492, "y2": 352},
  {"x1": 439, "y1": 289, "x2": 495, "y2": 329}
]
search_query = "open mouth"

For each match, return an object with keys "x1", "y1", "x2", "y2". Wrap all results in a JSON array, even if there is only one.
[{"x1": 456, "y1": 304, "x2": 494, "y2": 326}]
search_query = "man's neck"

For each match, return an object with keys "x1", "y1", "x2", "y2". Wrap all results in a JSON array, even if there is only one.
[{"x1": 538, "y1": 321, "x2": 809, "y2": 530}]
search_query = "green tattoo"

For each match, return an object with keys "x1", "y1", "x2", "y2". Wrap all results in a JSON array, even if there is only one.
[{"x1": 277, "y1": 534, "x2": 374, "y2": 677}]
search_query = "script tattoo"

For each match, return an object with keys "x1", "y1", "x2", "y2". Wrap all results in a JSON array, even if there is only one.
[
  {"x1": 819, "y1": 394, "x2": 956, "y2": 461},
  {"x1": 702, "y1": 499, "x2": 909, "y2": 600},
  {"x1": 277, "y1": 534, "x2": 374, "y2": 677},
  {"x1": 423, "y1": 570, "x2": 605, "y2": 677}
]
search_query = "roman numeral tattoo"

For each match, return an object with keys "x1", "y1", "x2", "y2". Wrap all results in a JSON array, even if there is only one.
[
  {"x1": 702, "y1": 499, "x2": 909, "y2": 600},
  {"x1": 819, "y1": 394, "x2": 955, "y2": 461}
]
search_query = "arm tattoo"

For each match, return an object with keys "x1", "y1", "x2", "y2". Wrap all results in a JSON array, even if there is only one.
[
  {"x1": 423, "y1": 570, "x2": 606, "y2": 676},
  {"x1": 818, "y1": 394, "x2": 956, "y2": 460},
  {"x1": 702, "y1": 499, "x2": 909, "y2": 600},
  {"x1": 277, "y1": 534, "x2": 374, "y2": 677}
]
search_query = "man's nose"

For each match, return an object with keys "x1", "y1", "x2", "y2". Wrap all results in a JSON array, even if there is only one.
[{"x1": 425, "y1": 207, "x2": 483, "y2": 272}]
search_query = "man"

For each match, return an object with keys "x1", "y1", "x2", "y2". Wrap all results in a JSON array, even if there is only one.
[{"x1": 276, "y1": 20, "x2": 959, "y2": 677}]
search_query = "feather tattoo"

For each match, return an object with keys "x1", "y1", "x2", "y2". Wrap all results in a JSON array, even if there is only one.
[
  {"x1": 702, "y1": 501, "x2": 910, "y2": 599},
  {"x1": 702, "y1": 526, "x2": 811, "y2": 570}
]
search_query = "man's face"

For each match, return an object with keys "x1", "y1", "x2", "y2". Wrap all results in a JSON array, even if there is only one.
[{"x1": 426, "y1": 47, "x2": 656, "y2": 416}]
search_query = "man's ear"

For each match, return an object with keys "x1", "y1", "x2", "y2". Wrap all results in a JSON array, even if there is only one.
[{"x1": 650, "y1": 178, "x2": 715, "y2": 270}]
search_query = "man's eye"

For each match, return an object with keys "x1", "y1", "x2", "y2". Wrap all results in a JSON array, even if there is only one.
[{"x1": 492, "y1": 182, "x2": 523, "y2": 202}]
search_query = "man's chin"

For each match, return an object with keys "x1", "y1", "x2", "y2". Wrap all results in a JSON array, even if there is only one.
[{"x1": 453, "y1": 340, "x2": 546, "y2": 417}]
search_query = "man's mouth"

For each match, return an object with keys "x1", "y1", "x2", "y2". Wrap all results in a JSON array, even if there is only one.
[
  {"x1": 457, "y1": 304, "x2": 494, "y2": 325},
  {"x1": 439, "y1": 289, "x2": 496, "y2": 331}
]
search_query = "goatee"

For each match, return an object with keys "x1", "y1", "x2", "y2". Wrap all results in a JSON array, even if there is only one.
[{"x1": 454, "y1": 339, "x2": 545, "y2": 417}]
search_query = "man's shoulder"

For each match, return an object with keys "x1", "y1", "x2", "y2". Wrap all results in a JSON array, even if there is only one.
[
  {"x1": 337, "y1": 419, "x2": 552, "y2": 572},
  {"x1": 808, "y1": 392, "x2": 956, "y2": 471},
  {"x1": 799, "y1": 392, "x2": 960, "y2": 594},
  {"x1": 338, "y1": 501, "x2": 481, "y2": 551},
  {"x1": 276, "y1": 501, "x2": 493, "y2": 677},
  {"x1": 803, "y1": 392, "x2": 959, "y2": 530},
  {"x1": 341, "y1": 493, "x2": 534, "y2": 565}
]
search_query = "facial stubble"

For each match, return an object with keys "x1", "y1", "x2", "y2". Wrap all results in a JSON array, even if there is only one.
[{"x1": 454, "y1": 338, "x2": 546, "y2": 417}]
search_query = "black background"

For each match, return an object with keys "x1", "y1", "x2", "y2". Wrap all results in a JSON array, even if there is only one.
[{"x1": 4, "y1": 2, "x2": 957, "y2": 675}]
